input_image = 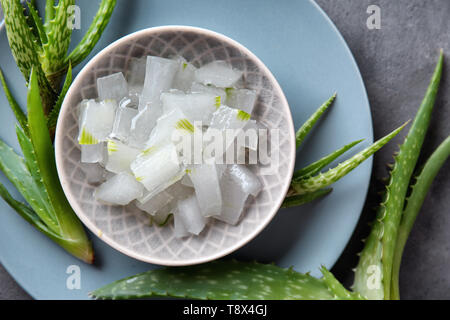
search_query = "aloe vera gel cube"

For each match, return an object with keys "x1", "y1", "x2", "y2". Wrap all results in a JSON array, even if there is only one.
[
  {"x1": 226, "y1": 88, "x2": 257, "y2": 114},
  {"x1": 188, "y1": 164, "x2": 222, "y2": 217},
  {"x1": 172, "y1": 57, "x2": 196, "y2": 91},
  {"x1": 130, "y1": 143, "x2": 183, "y2": 197},
  {"x1": 81, "y1": 143, "x2": 105, "y2": 163},
  {"x1": 95, "y1": 172, "x2": 144, "y2": 205},
  {"x1": 161, "y1": 91, "x2": 219, "y2": 124},
  {"x1": 191, "y1": 82, "x2": 227, "y2": 104},
  {"x1": 195, "y1": 61, "x2": 243, "y2": 87},
  {"x1": 110, "y1": 101, "x2": 139, "y2": 142},
  {"x1": 140, "y1": 56, "x2": 179, "y2": 108},
  {"x1": 136, "y1": 189, "x2": 174, "y2": 215},
  {"x1": 78, "y1": 100, "x2": 117, "y2": 144},
  {"x1": 97, "y1": 72, "x2": 129, "y2": 102},
  {"x1": 176, "y1": 195, "x2": 206, "y2": 235},
  {"x1": 105, "y1": 139, "x2": 141, "y2": 174}
]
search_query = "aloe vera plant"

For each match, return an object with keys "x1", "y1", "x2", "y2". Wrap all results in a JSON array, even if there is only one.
[
  {"x1": 0, "y1": 1, "x2": 116, "y2": 262},
  {"x1": 0, "y1": 69, "x2": 93, "y2": 263},
  {"x1": 92, "y1": 52, "x2": 448, "y2": 300},
  {"x1": 0, "y1": 0, "x2": 116, "y2": 113}
]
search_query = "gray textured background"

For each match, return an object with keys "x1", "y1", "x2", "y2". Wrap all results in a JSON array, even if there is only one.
[{"x1": 1, "y1": 0, "x2": 449, "y2": 300}]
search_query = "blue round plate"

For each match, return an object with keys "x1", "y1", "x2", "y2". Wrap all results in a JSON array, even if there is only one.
[{"x1": 0, "y1": 0, "x2": 372, "y2": 299}]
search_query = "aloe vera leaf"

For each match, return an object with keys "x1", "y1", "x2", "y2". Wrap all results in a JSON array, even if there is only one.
[
  {"x1": 319, "y1": 266, "x2": 364, "y2": 300},
  {"x1": 292, "y1": 123, "x2": 407, "y2": 195},
  {"x1": 40, "y1": 0, "x2": 74, "y2": 78},
  {"x1": 296, "y1": 93, "x2": 336, "y2": 148},
  {"x1": 0, "y1": 0, "x2": 56, "y2": 113},
  {"x1": 27, "y1": 1, "x2": 48, "y2": 45},
  {"x1": 353, "y1": 52, "x2": 443, "y2": 300},
  {"x1": 282, "y1": 188, "x2": 332, "y2": 208},
  {"x1": 293, "y1": 139, "x2": 364, "y2": 180},
  {"x1": 0, "y1": 68, "x2": 29, "y2": 136},
  {"x1": 63, "y1": 0, "x2": 116, "y2": 69},
  {"x1": 390, "y1": 135, "x2": 450, "y2": 299},
  {"x1": 0, "y1": 139, "x2": 60, "y2": 233},
  {"x1": 15, "y1": 125, "x2": 59, "y2": 226},
  {"x1": 27, "y1": 69, "x2": 93, "y2": 263},
  {"x1": 47, "y1": 62, "x2": 72, "y2": 131},
  {"x1": 0, "y1": 181, "x2": 58, "y2": 238},
  {"x1": 90, "y1": 260, "x2": 340, "y2": 300},
  {"x1": 44, "y1": 0, "x2": 55, "y2": 31}
]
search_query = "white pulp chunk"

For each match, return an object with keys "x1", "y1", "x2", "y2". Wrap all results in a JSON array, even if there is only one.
[
  {"x1": 190, "y1": 82, "x2": 227, "y2": 104},
  {"x1": 105, "y1": 139, "x2": 141, "y2": 174},
  {"x1": 110, "y1": 100, "x2": 139, "y2": 142},
  {"x1": 217, "y1": 166, "x2": 249, "y2": 225},
  {"x1": 176, "y1": 195, "x2": 206, "y2": 235},
  {"x1": 188, "y1": 164, "x2": 222, "y2": 217},
  {"x1": 129, "y1": 103, "x2": 162, "y2": 148},
  {"x1": 78, "y1": 100, "x2": 117, "y2": 144},
  {"x1": 81, "y1": 143, "x2": 104, "y2": 163},
  {"x1": 216, "y1": 164, "x2": 260, "y2": 225},
  {"x1": 161, "y1": 91, "x2": 219, "y2": 124},
  {"x1": 95, "y1": 172, "x2": 144, "y2": 205},
  {"x1": 204, "y1": 105, "x2": 251, "y2": 160},
  {"x1": 97, "y1": 72, "x2": 129, "y2": 102},
  {"x1": 226, "y1": 88, "x2": 257, "y2": 114},
  {"x1": 136, "y1": 189, "x2": 174, "y2": 214},
  {"x1": 146, "y1": 107, "x2": 197, "y2": 149},
  {"x1": 229, "y1": 164, "x2": 262, "y2": 196},
  {"x1": 195, "y1": 61, "x2": 243, "y2": 87},
  {"x1": 172, "y1": 57, "x2": 196, "y2": 91},
  {"x1": 140, "y1": 56, "x2": 179, "y2": 109},
  {"x1": 174, "y1": 212, "x2": 190, "y2": 238},
  {"x1": 130, "y1": 143, "x2": 184, "y2": 197},
  {"x1": 166, "y1": 180, "x2": 194, "y2": 200},
  {"x1": 127, "y1": 56, "x2": 147, "y2": 89}
]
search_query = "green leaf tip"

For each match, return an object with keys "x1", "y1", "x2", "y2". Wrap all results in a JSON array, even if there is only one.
[
  {"x1": 292, "y1": 122, "x2": 407, "y2": 195},
  {"x1": 296, "y1": 93, "x2": 336, "y2": 148}
]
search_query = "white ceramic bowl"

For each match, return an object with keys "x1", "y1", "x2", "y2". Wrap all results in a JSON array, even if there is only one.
[{"x1": 55, "y1": 26, "x2": 295, "y2": 266}]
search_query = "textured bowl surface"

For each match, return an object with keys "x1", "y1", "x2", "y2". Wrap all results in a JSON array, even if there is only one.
[{"x1": 55, "y1": 26, "x2": 295, "y2": 266}]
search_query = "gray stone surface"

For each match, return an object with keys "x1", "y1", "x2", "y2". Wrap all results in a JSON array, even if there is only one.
[{"x1": 1, "y1": 0, "x2": 449, "y2": 300}]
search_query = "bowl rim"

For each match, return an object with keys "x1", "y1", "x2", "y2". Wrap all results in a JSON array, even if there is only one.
[{"x1": 55, "y1": 25, "x2": 296, "y2": 266}]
